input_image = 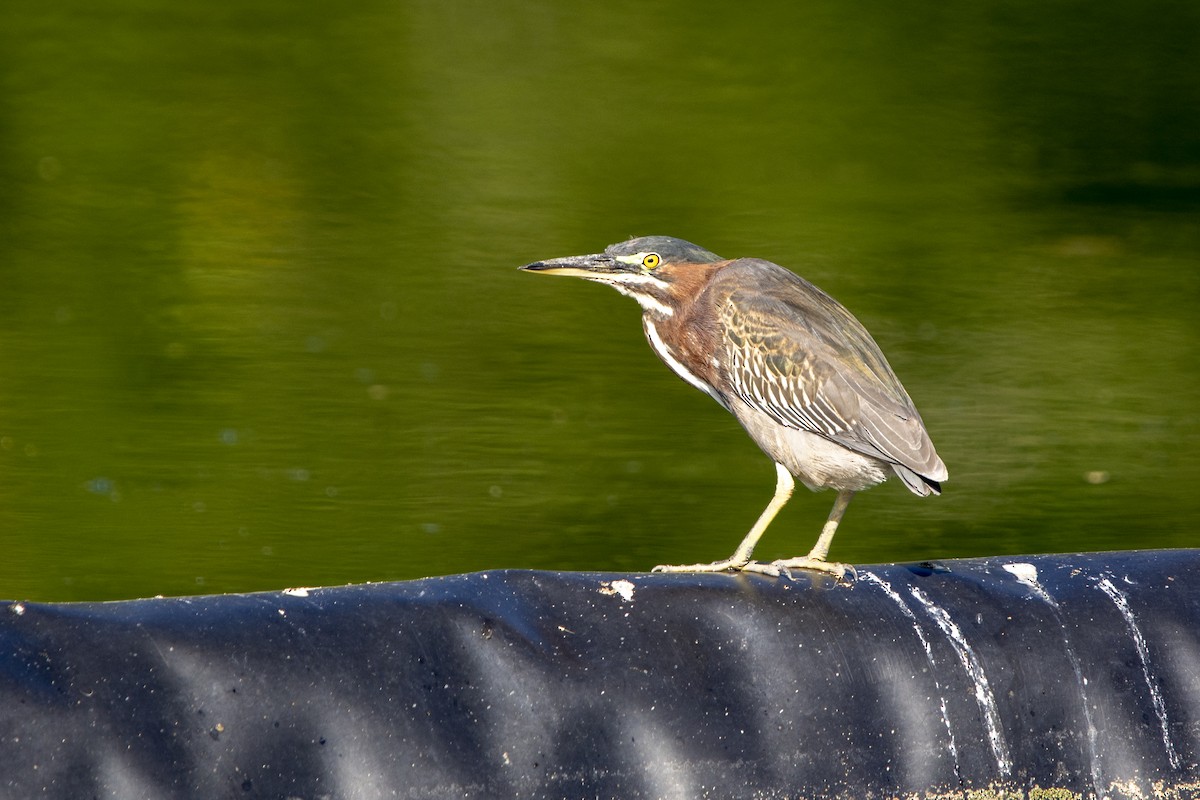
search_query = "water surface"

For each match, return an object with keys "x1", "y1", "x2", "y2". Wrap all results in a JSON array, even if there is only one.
[{"x1": 1, "y1": 1, "x2": 1197, "y2": 599}]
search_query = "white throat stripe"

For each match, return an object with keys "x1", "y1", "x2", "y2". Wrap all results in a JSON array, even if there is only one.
[
  {"x1": 613, "y1": 285, "x2": 673, "y2": 316},
  {"x1": 644, "y1": 319, "x2": 725, "y2": 406}
]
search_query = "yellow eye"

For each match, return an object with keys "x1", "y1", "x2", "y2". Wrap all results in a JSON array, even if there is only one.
[{"x1": 642, "y1": 253, "x2": 661, "y2": 269}]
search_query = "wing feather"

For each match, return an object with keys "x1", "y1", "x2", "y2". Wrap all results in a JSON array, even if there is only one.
[{"x1": 712, "y1": 260, "x2": 947, "y2": 490}]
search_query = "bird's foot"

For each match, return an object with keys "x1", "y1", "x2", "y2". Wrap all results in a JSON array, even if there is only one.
[
  {"x1": 651, "y1": 556, "x2": 854, "y2": 584},
  {"x1": 763, "y1": 556, "x2": 856, "y2": 583}
]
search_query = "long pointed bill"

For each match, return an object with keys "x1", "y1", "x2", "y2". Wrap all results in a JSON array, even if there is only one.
[
  {"x1": 519, "y1": 253, "x2": 620, "y2": 278},
  {"x1": 520, "y1": 250, "x2": 672, "y2": 315}
]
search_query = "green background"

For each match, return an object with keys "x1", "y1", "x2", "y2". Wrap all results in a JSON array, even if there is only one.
[{"x1": 2, "y1": 1, "x2": 1197, "y2": 601}]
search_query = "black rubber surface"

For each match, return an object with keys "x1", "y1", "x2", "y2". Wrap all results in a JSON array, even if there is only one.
[{"x1": 2, "y1": 550, "x2": 1199, "y2": 799}]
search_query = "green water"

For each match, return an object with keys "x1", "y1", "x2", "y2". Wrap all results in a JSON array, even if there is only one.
[{"x1": 1, "y1": 2, "x2": 1197, "y2": 600}]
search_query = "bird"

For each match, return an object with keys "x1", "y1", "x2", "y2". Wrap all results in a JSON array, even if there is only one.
[{"x1": 520, "y1": 235, "x2": 947, "y2": 579}]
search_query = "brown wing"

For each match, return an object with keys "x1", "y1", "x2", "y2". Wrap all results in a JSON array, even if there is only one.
[{"x1": 712, "y1": 259, "x2": 947, "y2": 493}]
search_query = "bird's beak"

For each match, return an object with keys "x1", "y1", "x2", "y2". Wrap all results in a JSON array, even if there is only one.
[{"x1": 519, "y1": 253, "x2": 622, "y2": 278}]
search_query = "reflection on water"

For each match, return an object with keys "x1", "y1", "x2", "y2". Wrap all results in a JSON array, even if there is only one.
[{"x1": 0, "y1": 1, "x2": 1196, "y2": 599}]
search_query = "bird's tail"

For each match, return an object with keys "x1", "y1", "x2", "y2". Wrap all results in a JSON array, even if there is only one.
[{"x1": 893, "y1": 464, "x2": 942, "y2": 497}]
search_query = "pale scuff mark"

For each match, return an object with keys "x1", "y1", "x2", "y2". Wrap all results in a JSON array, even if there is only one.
[
  {"x1": 1002, "y1": 562, "x2": 1038, "y2": 587},
  {"x1": 598, "y1": 579, "x2": 635, "y2": 602}
]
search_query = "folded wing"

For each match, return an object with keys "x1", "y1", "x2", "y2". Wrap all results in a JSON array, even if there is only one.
[{"x1": 714, "y1": 260, "x2": 947, "y2": 495}]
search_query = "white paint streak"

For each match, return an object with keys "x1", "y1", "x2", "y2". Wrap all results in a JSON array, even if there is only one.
[
  {"x1": 861, "y1": 572, "x2": 960, "y2": 778},
  {"x1": 1096, "y1": 576, "x2": 1181, "y2": 770},
  {"x1": 909, "y1": 585, "x2": 1011, "y2": 776},
  {"x1": 1005, "y1": 564, "x2": 1057, "y2": 606},
  {"x1": 1010, "y1": 566, "x2": 1103, "y2": 797}
]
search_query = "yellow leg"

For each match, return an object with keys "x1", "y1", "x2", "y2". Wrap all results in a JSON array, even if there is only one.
[
  {"x1": 751, "y1": 489, "x2": 856, "y2": 580},
  {"x1": 653, "y1": 463, "x2": 794, "y2": 574}
]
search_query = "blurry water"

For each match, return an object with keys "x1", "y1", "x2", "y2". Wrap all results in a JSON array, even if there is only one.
[{"x1": 0, "y1": 1, "x2": 1197, "y2": 599}]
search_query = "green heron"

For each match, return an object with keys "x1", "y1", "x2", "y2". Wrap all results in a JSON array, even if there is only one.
[{"x1": 521, "y1": 236, "x2": 947, "y2": 578}]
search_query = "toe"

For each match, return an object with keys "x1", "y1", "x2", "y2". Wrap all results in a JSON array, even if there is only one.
[
  {"x1": 770, "y1": 557, "x2": 852, "y2": 581},
  {"x1": 738, "y1": 561, "x2": 783, "y2": 578}
]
